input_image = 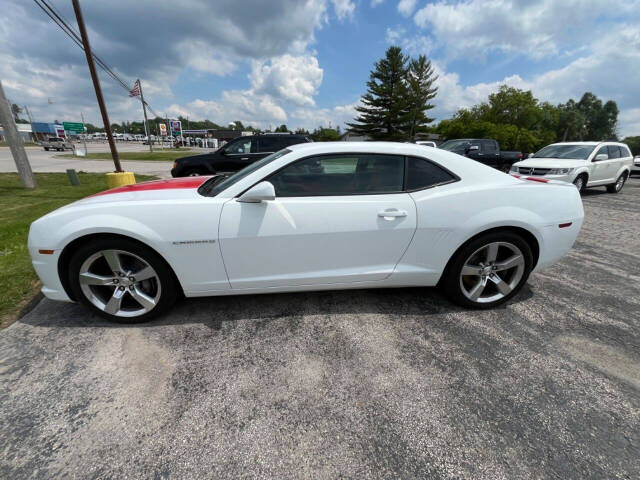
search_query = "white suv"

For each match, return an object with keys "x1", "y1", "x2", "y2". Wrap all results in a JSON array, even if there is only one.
[{"x1": 510, "y1": 142, "x2": 633, "y2": 193}]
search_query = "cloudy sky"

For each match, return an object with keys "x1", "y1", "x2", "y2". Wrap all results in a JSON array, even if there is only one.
[{"x1": 2, "y1": 0, "x2": 640, "y2": 135}]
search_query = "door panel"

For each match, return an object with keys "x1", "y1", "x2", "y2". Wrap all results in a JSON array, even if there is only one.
[
  {"x1": 590, "y1": 146, "x2": 612, "y2": 184},
  {"x1": 219, "y1": 195, "x2": 417, "y2": 289}
]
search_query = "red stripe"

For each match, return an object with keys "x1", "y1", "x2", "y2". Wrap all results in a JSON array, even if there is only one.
[
  {"x1": 558, "y1": 222, "x2": 572, "y2": 228},
  {"x1": 89, "y1": 176, "x2": 209, "y2": 197}
]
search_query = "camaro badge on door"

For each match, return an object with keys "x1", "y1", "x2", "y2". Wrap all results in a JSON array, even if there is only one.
[{"x1": 172, "y1": 239, "x2": 216, "y2": 245}]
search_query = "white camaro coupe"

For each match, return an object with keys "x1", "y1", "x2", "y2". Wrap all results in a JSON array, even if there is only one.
[{"x1": 29, "y1": 142, "x2": 584, "y2": 322}]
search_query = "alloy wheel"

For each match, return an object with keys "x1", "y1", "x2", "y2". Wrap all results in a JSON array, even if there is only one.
[
  {"x1": 615, "y1": 175, "x2": 625, "y2": 191},
  {"x1": 459, "y1": 241, "x2": 525, "y2": 304},
  {"x1": 78, "y1": 249, "x2": 161, "y2": 318},
  {"x1": 573, "y1": 177, "x2": 584, "y2": 191}
]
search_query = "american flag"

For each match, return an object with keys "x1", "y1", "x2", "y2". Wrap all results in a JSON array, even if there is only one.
[{"x1": 129, "y1": 79, "x2": 141, "y2": 97}]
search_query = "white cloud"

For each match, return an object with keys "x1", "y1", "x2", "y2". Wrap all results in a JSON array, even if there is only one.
[
  {"x1": 386, "y1": 27, "x2": 433, "y2": 55},
  {"x1": 385, "y1": 27, "x2": 405, "y2": 44},
  {"x1": 414, "y1": 0, "x2": 640, "y2": 61},
  {"x1": 292, "y1": 102, "x2": 360, "y2": 130},
  {"x1": 397, "y1": 0, "x2": 417, "y2": 17},
  {"x1": 331, "y1": 0, "x2": 356, "y2": 20},
  {"x1": 250, "y1": 55, "x2": 323, "y2": 107}
]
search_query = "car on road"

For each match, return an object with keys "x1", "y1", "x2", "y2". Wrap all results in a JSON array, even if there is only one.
[
  {"x1": 631, "y1": 155, "x2": 640, "y2": 175},
  {"x1": 28, "y1": 142, "x2": 583, "y2": 322},
  {"x1": 171, "y1": 133, "x2": 312, "y2": 177},
  {"x1": 510, "y1": 142, "x2": 633, "y2": 193},
  {"x1": 41, "y1": 137, "x2": 74, "y2": 151},
  {"x1": 439, "y1": 138, "x2": 522, "y2": 171}
]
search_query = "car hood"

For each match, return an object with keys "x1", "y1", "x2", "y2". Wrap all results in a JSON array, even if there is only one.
[
  {"x1": 70, "y1": 177, "x2": 212, "y2": 206},
  {"x1": 513, "y1": 158, "x2": 588, "y2": 169}
]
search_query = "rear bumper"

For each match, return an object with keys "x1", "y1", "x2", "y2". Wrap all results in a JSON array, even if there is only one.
[{"x1": 533, "y1": 216, "x2": 583, "y2": 272}]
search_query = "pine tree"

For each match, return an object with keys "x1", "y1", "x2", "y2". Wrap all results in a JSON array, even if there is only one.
[
  {"x1": 406, "y1": 55, "x2": 438, "y2": 140},
  {"x1": 347, "y1": 46, "x2": 411, "y2": 141}
]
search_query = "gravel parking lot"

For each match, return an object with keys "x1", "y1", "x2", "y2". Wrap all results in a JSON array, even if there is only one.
[{"x1": 1, "y1": 177, "x2": 639, "y2": 479}]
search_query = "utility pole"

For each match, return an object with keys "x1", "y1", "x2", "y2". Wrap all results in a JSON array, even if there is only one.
[
  {"x1": 0, "y1": 80, "x2": 37, "y2": 188},
  {"x1": 80, "y1": 112, "x2": 88, "y2": 154},
  {"x1": 137, "y1": 79, "x2": 152, "y2": 152},
  {"x1": 71, "y1": 0, "x2": 122, "y2": 172},
  {"x1": 23, "y1": 105, "x2": 36, "y2": 143}
]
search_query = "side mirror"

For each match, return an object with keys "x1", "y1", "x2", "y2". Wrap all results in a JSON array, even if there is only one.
[
  {"x1": 238, "y1": 181, "x2": 276, "y2": 203},
  {"x1": 594, "y1": 153, "x2": 608, "y2": 161},
  {"x1": 467, "y1": 145, "x2": 479, "y2": 152}
]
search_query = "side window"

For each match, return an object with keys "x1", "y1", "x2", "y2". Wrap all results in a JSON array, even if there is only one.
[
  {"x1": 594, "y1": 146, "x2": 609, "y2": 160},
  {"x1": 268, "y1": 154, "x2": 404, "y2": 197},
  {"x1": 621, "y1": 146, "x2": 632, "y2": 158},
  {"x1": 258, "y1": 136, "x2": 281, "y2": 152},
  {"x1": 282, "y1": 136, "x2": 305, "y2": 147},
  {"x1": 225, "y1": 138, "x2": 253, "y2": 154},
  {"x1": 481, "y1": 140, "x2": 496, "y2": 153},
  {"x1": 406, "y1": 157, "x2": 457, "y2": 190},
  {"x1": 607, "y1": 146, "x2": 621, "y2": 158}
]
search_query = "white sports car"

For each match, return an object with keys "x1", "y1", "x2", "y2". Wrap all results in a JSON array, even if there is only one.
[{"x1": 28, "y1": 142, "x2": 584, "y2": 322}]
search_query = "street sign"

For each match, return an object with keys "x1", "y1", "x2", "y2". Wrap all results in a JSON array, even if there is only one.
[
  {"x1": 159, "y1": 123, "x2": 167, "y2": 136},
  {"x1": 170, "y1": 120, "x2": 181, "y2": 136},
  {"x1": 63, "y1": 121, "x2": 85, "y2": 132}
]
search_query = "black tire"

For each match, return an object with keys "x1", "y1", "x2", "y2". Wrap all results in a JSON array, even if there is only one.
[
  {"x1": 67, "y1": 237, "x2": 179, "y2": 323},
  {"x1": 606, "y1": 172, "x2": 627, "y2": 193},
  {"x1": 573, "y1": 174, "x2": 587, "y2": 193},
  {"x1": 183, "y1": 169, "x2": 208, "y2": 177},
  {"x1": 44, "y1": 147, "x2": 50, "y2": 151},
  {"x1": 440, "y1": 231, "x2": 533, "y2": 309}
]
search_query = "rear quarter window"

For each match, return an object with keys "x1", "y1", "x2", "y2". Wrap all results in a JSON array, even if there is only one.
[{"x1": 406, "y1": 156, "x2": 458, "y2": 190}]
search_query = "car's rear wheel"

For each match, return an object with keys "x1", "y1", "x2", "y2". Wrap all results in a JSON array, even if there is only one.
[
  {"x1": 441, "y1": 231, "x2": 533, "y2": 309},
  {"x1": 573, "y1": 174, "x2": 587, "y2": 193},
  {"x1": 44, "y1": 147, "x2": 50, "y2": 151},
  {"x1": 68, "y1": 237, "x2": 178, "y2": 323},
  {"x1": 606, "y1": 172, "x2": 627, "y2": 193}
]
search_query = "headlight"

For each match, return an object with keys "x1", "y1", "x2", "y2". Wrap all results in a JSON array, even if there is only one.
[
  {"x1": 509, "y1": 166, "x2": 519, "y2": 173},
  {"x1": 547, "y1": 168, "x2": 573, "y2": 175}
]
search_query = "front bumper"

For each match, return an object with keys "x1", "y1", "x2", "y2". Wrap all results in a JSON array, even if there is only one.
[{"x1": 30, "y1": 248, "x2": 72, "y2": 302}]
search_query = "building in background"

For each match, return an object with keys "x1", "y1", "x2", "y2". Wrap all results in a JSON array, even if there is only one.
[{"x1": 0, "y1": 122, "x2": 35, "y2": 143}]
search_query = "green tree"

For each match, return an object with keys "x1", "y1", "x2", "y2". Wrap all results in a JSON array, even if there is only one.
[
  {"x1": 347, "y1": 46, "x2": 411, "y2": 140},
  {"x1": 312, "y1": 127, "x2": 340, "y2": 142},
  {"x1": 405, "y1": 55, "x2": 438, "y2": 140},
  {"x1": 11, "y1": 104, "x2": 28, "y2": 123},
  {"x1": 622, "y1": 136, "x2": 640, "y2": 156},
  {"x1": 576, "y1": 92, "x2": 618, "y2": 140},
  {"x1": 275, "y1": 124, "x2": 289, "y2": 132}
]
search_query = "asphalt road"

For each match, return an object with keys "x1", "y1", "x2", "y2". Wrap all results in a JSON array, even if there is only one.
[
  {"x1": 1, "y1": 177, "x2": 639, "y2": 479},
  {"x1": 0, "y1": 143, "x2": 207, "y2": 179}
]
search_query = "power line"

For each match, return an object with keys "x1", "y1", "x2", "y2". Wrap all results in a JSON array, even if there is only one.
[{"x1": 32, "y1": 0, "x2": 161, "y2": 119}]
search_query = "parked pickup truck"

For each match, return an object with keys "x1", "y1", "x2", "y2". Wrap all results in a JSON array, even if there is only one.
[
  {"x1": 438, "y1": 138, "x2": 522, "y2": 171},
  {"x1": 41, "y1": 137, "x2": 74, "y2": 151}
]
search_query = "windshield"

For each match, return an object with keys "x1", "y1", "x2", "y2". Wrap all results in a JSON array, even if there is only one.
[
  {"x1": 533, "y1": 144, "x2": 595, "y2": 160},
  {"x1": 202, "y1": 149, "x2": 291, "y2": 197},
  {"x1": 439, "y1": 139, "x2": 470, "y2": 151}
]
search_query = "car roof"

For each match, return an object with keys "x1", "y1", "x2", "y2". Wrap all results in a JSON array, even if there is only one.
[
  {"x1": 547, "y1": 141, "x2": 625, "y2": 146},
  {"x1": 286, "y1": 141, "x2": 471, "y2": 158}
]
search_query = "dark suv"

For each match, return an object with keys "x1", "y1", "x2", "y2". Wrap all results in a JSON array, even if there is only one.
[{"x1": 171, "y1": 134, "x2": 312, "y2": 177}]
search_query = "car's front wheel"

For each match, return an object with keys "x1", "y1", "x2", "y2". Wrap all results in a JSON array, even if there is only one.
[
  {"x1": 572, "y1": 174, "x2": 587, "y2": 193},
  {"x1": 606, "y1": 172, "x2": 627, "y2": 193},
  {"x1": 68, "y1": 237, "x2": 179, "y2": 323},
  {"x1": 441, "y1": 231, "x2": 533, "y2": 309}
]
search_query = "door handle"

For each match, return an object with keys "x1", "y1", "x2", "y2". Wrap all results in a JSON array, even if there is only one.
[{"x1": 378, "y1": 209, "x2": 407, "y2": 219}]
